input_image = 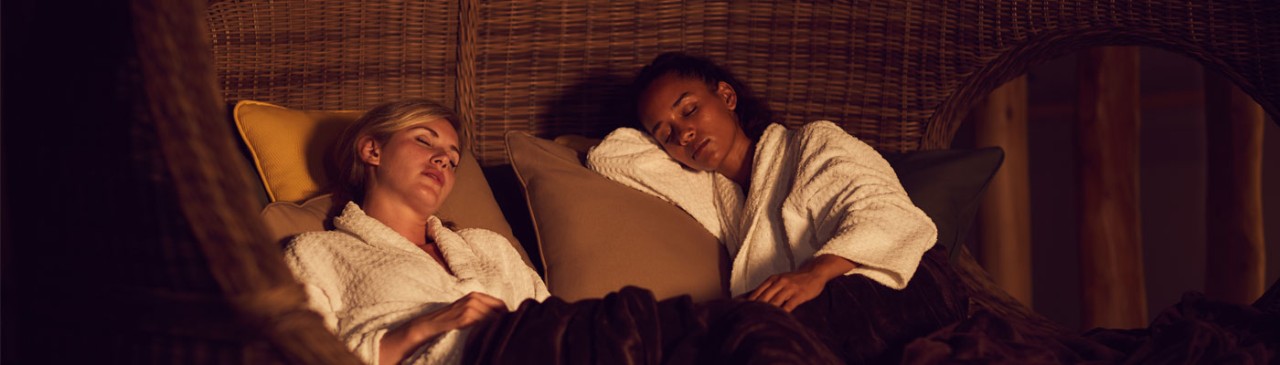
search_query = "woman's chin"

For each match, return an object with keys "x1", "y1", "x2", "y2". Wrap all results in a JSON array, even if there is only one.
[{"x1": 698, "y1": 151, "x2": 725, "y2": 171}]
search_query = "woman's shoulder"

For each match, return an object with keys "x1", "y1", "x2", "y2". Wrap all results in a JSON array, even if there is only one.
[
  {"x1": 449, "y1": 227, "x2": 530, "y2": 267},
  {"x1": 794, "y1": 121, "x2": 863, "y2": 143},
  {"x1": 787, "y1": 120, "x2": 876, "y2": 152},
  {"x1": 284, "y1": 230, "x2": 361, "y2": 258},
  {"x1": 782, "y1": 121, "x2": 896, "y2": 180},
  {"x1": 452, "y1": 227, "x2": 516, "y2": 253},
  {"x1": 453, "y1": 227, "x2": 506, "y2": 243}
]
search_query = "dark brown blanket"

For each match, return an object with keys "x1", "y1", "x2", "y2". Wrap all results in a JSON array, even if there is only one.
[
  {"x1": 462, "y1": 246, "x2": 967, "y2": 365},
  {"x1": 902, "y1": 286, "x2": 1280, "y2": 364},
  {"x1": 465, "y1": 245, "x2": 1279, "y2": 364},
  {"x1": 791, "y1": 245, "x2": 969, "y2": 364},
  {"x1": 463, "y1": 286, "x2": 841, "y2": 365}
]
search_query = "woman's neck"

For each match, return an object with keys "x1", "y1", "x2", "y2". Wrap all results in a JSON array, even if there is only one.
[
  {"x1": 718, "y1": 137, "x2": 756, "y2": 188},
  {"x1": 361, "y1": 191, "x2": 431, "y2": 246}
]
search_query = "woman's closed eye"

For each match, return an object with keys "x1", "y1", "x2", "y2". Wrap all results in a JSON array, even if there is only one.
[
  {"x1": 417, "y1": 137, "x2": 460, "y2": 170},
  {"x1": 662, "y1": 126, "x2": 677, "y2": 145},
  {"x1": 651, "y1": 124, "x2": 671, "y2": 145},
  {"x1": 682, "y1": 105, "x2": 698, "y2": 117}
]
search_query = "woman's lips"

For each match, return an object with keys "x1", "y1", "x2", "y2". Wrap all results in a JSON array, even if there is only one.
[
  {"x1": 422, "y1": 169, "x2": 444, "y2": 186},
  {"x1": 691, "y1": 138, "x2": 711, "y2": 161}
]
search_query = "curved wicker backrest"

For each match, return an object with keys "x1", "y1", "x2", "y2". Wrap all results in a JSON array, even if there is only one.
[{"x1": 211, "y1": 0, "x2": 1279, "y2": 166}]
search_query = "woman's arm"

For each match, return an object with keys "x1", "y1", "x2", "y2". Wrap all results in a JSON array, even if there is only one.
[
  {"x1": 747, "y1": 254, "x2": 856, "y2": 312},
  {"x1": 378, "y1": 292, "x2": 508, "y2": 365},
  {"x1": 748, "y1": 122, "x2": 934, "y2": 311}
]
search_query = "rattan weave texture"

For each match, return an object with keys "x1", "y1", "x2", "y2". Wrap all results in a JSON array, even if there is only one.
[
  {"x1": 210, "y1": 0, "x2": 1279, "y2": 166},
  {"x1": 208, "y1": 0, "x2": 459, "y2": 112}
]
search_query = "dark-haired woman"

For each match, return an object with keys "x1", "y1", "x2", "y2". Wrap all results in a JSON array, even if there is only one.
[{"x1": 588, "y1": 52, "x2": 967, "y2": 363}]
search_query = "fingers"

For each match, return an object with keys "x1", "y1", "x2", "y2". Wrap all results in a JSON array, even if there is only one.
[
  {"x1": 747, "y1": 274, "x2": 823, "y2": 313},
  {"x1": 748, "y1": 276, "x2": 793, "y2": 308},
  {"x1": 450, "y1": 292, "x2": 509, "y2": 329},
  {"x1": 780, "y1": 295, "x2": 805, "y2": 312},
  {"x1": 747, "y1": 276, "x2": 779, "y2": 301},
  {"x1": 763, "y1": 286, "x2": 795, "y2": 308},
  {"x1": 461, "y1": 291, "x2": 508, "y2": 312}
]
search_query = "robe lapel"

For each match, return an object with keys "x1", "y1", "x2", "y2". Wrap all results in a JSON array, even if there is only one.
[
  {"x1": 726, "y1": 124, "x2": 801, "y2": 296},
  {"x1": 430, "y1": 218, "x2": 486, "y2": 292}
]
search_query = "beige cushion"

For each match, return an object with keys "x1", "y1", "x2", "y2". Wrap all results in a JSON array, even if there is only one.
[
  {"x1": 237, "y1": 100, "x2": 531, "y2": 267},
  {"x1": 261, "y1": 194, "x2": 333, "y2": 245},
  {"x1": 506, "y1": 132, "x2": 729, "y2": 302}
]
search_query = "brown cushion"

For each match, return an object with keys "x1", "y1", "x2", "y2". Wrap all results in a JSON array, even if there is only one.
[
  {"x1": 238, "y1": 100, "x2": 531, "y2": 267},
  {"x1": 506, "y1": 132, "x2": 729, "y2": 302}
]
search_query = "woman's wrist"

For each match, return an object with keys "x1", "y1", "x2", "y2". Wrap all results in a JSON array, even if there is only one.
[
  {"x1": 380, "y1": 318, "x2": 440, "y2": 365},
  {"x1": 379, "y1": 326, "x2": 413, "y2": 365},
  {"x1": 802, "y1": 254, "x2": 857, "y2": 282},
  {"x1": 403, "y1": 316, "x2": 443, "y2": 345}
]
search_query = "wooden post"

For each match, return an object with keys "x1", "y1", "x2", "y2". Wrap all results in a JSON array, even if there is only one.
[
  {"x1": 973, "y1": 75, "x2": 1033, "y2": 306},
  {"x1": 1203, "y1": 71, "x2": 1266, "y2": 304},
  {"x1": 1075, "y1": 46, "x2": 1148, "y2": 329}
]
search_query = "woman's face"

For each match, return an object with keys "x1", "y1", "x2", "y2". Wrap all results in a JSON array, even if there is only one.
[
  {"x1": 637, "y1": 73, "x2": 748, "y2": 172},
  {"x1": 363, "y1": 118, "x2": 460, "y2": 215}
]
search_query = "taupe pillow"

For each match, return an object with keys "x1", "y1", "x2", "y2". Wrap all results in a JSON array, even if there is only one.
[{"x1": 506, "y1": 132, "x2": 729, "y2": 302}]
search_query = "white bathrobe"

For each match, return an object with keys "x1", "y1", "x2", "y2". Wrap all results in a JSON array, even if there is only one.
[
  {"x1": 587, "y1": 121, "x2": 936, "y2": 296},
  {"x1": 284, "y1": 202, "x2": 550, "y2": 365}
]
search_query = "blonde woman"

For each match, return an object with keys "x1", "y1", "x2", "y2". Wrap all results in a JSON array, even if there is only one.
[{"x1": 284, "y1": 99, "x2": 549, "y2": 365}]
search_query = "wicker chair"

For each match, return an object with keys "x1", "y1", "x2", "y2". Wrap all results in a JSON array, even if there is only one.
[{"x1": 4, "y1": 0, "x2": 1275, "y2": 363}]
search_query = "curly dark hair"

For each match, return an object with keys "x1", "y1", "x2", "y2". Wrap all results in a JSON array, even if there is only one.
[{"x1": 631, "y1": 52, "x2": 773, "y2": 141}]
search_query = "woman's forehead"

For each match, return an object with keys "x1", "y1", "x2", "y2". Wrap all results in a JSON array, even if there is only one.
[
  {"x1": 647, "y1": 73, "x2": 707, "y2": 94},
  {"x1": 405, "y1": 118, "x2": 457, "y2": 136}
]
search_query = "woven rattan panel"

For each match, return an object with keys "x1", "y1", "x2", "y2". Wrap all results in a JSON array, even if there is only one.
[
  {"x1": 468, "y1": 1, "x2": 979, "y2": 164},
  {"x1": 468, "y1": 0, "x2": 1279, "y2": 165},
  {"x1": 207, "y1": 0, "x2": 458, "y2": 112},
  {"x1": 466, "y1": 1, "x2": 725, "y2": 165},
  {"x1": 206, "y1": 0, "x2": 1279, "y2": 166}
]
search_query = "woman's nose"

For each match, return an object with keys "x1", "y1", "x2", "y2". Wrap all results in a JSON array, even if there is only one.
[
  {"x1": 431, "y1": 154, "x2": 449, "y2": 169},
  {"x1": 676, "y1": 127, "x2": 695, "y2": 146}
]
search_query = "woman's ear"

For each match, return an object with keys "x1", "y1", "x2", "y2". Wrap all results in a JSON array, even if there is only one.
[
  {"x1": 358, "y1": 136, "x2": 381, "y2": 166},
  {"x1": 716, "y1": 81, "x2": 738, "y2": 111}
]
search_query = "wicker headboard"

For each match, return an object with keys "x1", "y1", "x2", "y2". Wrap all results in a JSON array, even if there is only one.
[{"x1": 209, "y1": 0, "x2": 1279, "y2": 166}]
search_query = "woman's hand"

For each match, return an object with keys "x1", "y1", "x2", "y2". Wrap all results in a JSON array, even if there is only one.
[
  {"x1": 379, "y1": 292, "x2": 508, "y2": 365},
  {"x1": 746, "y1": 255, "x2": 856, "y2": 312}
]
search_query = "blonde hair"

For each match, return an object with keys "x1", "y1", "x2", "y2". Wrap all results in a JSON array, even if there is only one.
[{"x1": 331, "y1": 99, "x2": 465, "y2": 205}]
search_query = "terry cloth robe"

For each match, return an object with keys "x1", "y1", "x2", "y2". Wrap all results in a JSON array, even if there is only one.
[
  {"x1": 284, "y1": 202, "x2": 550, "y2": 365},
  {"x1": 587, "y1": 121, "x2": 937, "y2": 297}
]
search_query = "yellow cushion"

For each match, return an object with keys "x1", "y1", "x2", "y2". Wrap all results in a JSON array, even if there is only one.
[{"x1": 233, "y1": 100, "x2": 362, "y2": 203}]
